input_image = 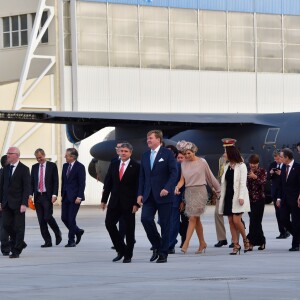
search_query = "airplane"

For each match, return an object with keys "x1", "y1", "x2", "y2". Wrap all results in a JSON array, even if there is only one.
[{"x1": 0, "y1": 110, "x2": 300, "y2": 183}]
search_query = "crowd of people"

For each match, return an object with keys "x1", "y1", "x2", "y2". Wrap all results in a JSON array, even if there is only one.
[{"x1": 1, "y1": 131, "x2": 300, "y2": 263}]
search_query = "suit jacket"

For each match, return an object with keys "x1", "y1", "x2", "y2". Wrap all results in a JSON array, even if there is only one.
[
  {"x1": 102, "y1": 158, "x2": 140, "y2": 210},
  {"x1": 219, "y1": 162, "x2": 250, "y2": 214},
  {"x1": 61, "y1": 160, "x2": 86, "y2": 202},
  {"x1": 138, "y1": 147, "x2": 178, "y2": 204},
  {"x1": 0, "y1": 162, "x2": 31, "y2": 210},
  {"x1": 31, "y1": 161, "x2": 59, "y2": 199},
  {"x1": 278, "y1": 162, "x2": 300, "y2": 205},
  {"x1": 267, "y1": 161, "x2": 282, "y2": 199}
]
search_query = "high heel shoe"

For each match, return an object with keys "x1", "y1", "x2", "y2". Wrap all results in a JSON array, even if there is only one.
[
  {"x1": 243, "y1": 238, "x2": 251, "y2": 253},
  {"x1": 181, "y1": 244, "x2": 188, "y2": 254},
  {"x1": 258, "y1": 243, "x2": 266, "y2": 250},
  {"x1": 248, "y1": 243, "x2": 253, "y2": 251},
  {"x1": 229, "y1": 243, "x2": 241, "y2": 255},
  {"x1": 195, "y1": 243, "x2": 207, "y2": 254}
]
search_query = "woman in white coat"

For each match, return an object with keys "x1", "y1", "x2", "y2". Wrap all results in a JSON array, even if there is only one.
[{"x1": 219, "y1": 139, "x2": 251, "y2": 255}]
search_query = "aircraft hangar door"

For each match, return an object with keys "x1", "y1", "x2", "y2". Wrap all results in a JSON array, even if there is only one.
[{"x1": 262, "y1": 128, "x2": 280, "y2": 168}]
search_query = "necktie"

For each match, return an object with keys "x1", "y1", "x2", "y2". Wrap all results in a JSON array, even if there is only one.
[
  {"x1": 8, "y1": 165, "x2": 14, "y2": 182},
  {"x1": 286, "y1": 164, "x2": 290, "y2": 180},
  {"x1": 66, "y1": 163, "x2": 72, "y2": 178},
  {"x1": 119, "y1": 162, "x2": 125, "y2": 180},
  {"x1": 150, "y1": 150, "x2": 156, "y2": 170},
  {"x1": 39, "y1": 164, "x2": 44, "y2": 192}
]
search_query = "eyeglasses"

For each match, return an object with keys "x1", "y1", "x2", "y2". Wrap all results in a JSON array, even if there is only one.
[{"x1": 6, "y1": 152, "x2": 17, "y2": 155}]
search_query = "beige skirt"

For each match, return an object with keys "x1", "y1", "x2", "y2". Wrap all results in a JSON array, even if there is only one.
[{"x1": 184, "y1": 185, "x2": 208, "y2": 217}]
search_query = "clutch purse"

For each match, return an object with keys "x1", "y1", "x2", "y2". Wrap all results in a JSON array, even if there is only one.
[{"x1": 28, "y1": 197, "x2": 36, "y2": 210}]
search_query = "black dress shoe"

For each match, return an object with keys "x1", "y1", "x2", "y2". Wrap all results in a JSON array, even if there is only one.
[
  {"x1": 289, "y1": 246, "x2": 299, "y2": 251},
  {"x1": 112, "y1": 253, "x2": 124, "y2": 262},
  {"x1": 229, "y1": 242, "x2": 234, "y2": 248},
  {"x1": 123, "y1": 257, "x2": 132, "y2": 263},
  {"x1": 65, "y1": 242, "x2": 76, "y2": 247},
  {"x1": 41, "y1": 242, "x2": 52, "y2": 248},
  {"x1": 56, "y1": 231, "x2": 62, "y2": 245},
  {"x1": 150, "y1": 246, "x2": 154, "y2": 251},
  {"x1": 156, "y1": 255, "x2": 167, "y2": 263},
  {"x1": 168, "y1": 248, "x2": 175, "y2": 254},
  {"x1": 76, "y1": 229, "x2": 84, "y2": 245},
  {"x1": 284, "y1": 232, "x2": 291, "y2": 238},
  {"x1": 214, "y1": 240, "x2": 228, "y2": 247},
  {"x1": 22, "y1": 241, "x2": 27, "y2": 249},
  {"x1": 9, "y1": 253, "x2": 19, "y2": 258},
  {"x1": 150, "y1": 249, "x2": 159, "y2": 262}
]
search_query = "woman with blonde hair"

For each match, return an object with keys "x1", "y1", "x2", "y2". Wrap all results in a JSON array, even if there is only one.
[
  {"x1": 175, "y1": 140, "x2": 220, "y2": 254},
  {"x1": 219, "y1": 139, "x2": 251, "y2": 255}
]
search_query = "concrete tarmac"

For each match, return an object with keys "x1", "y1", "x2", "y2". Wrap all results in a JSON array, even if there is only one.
[{"x1": 0, "y1": 205, "x2": 299, "y2": 300}]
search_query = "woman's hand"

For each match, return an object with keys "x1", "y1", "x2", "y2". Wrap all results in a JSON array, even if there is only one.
[{"x1": 239, "y1": 199, "x2": 244, "y2": 206}]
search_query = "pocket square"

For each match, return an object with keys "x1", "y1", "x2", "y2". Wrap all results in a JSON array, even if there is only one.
[{"x1": 158, "y1": 158, "x2": 164, "y2": 162}]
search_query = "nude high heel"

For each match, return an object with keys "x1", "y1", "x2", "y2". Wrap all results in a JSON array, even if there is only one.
[
  {"x1": 195, "y1": 242, "x2": 207, "y2": 254},
  {"x1": 243, "y1": 238, "x2": 250, "y2": 253}
]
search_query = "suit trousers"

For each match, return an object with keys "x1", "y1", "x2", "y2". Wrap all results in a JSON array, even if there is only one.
[
  {"x1": 61, "y1": 200, "x2": 81, "y2": 243},
  {"x1": 141, "y1": 193, "x2": 172, "y2": 257},
  {"x1": 105, "y1": 206, "x2": 135, "y2": 259},
  {"x1": 169, "y1": 206, "x2": 180, "y2": 249},
  {"x1": 214, "y1": 199, "x2": 226, "y2": 241},
  {"x1": 1, "y1": 206, "x2": 25, "y2": 254},
  {"x1": 35, "y1": 193, "x2": 60, "y2": 243},
  {"x1": 280, "y1": 201, "x2": 300, "y2": 247},
  {"x1": 272, "y1": 199, "x2": 287, "y2": 235}
]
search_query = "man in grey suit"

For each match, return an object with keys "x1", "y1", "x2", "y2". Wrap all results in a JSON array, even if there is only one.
[{"x1": 0, "y1": 147, "x2": 30, "y2": 258}]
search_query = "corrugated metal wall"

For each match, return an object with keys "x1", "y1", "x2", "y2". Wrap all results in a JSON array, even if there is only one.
[{"x1": 73, "y1": 66, "x2": 300, "y2": 114}]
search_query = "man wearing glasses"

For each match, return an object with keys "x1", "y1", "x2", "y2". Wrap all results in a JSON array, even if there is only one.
[{"x1": 0, "y1": 147, "x2": 30, "y2": 258}]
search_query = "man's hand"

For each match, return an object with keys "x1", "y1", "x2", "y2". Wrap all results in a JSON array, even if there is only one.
[
  {"x1": 52, "y1": 196, "x2": 57, "y2": 204},
  {"x1": 75, "y1": 198, "x2": 81, "y2": 205},
  {"x1": 137, "y1": 196, "x2": 143, "y2": 206},
  {"x1": 179, "y1": 202, "x2": 185, "y2": 212},
  {"x1": 100, "y1": 202, "x2": 106, "y2": 210},
  {"x1": 0, "y1": 203, "x2": 2, "y2": 212},
  {"x1": 20, "y1": 205, "x2": 26, "y2": 213},
  {"x1": 276, "y1": 199, "x2": 281, "y2": 208},
  {"x1": 298, "y1": 196, "x2": 300, "y2": 208},
  {"x1": 160, "y1": 189, "x2": 169, "y2": 197},
  {"x1": 132, "y1": 205, "x2": 139, "y2": 213}
]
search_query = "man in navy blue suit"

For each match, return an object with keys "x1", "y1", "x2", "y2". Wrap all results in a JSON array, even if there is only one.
[
  {"x1": 277, "y1": 148, "x2": 300, "y2": 251},
  {"x1": 137, "y1": 130, "x2": 177, "y2": 263},
  {"x1": 61, "y1": 148, "x2": 86, "y2": 247}
]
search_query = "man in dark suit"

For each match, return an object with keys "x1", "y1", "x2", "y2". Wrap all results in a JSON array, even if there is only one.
[
  {"x1": 100, "y1": 142, "x2": 140, "y2": 263},
  {"x1": 61, "y1": 148, "x2": 86, "y2": 247},
  {"x1": 277, "y1": 148, "x2": 300, "y2": 251},
  {"x1": 0, "y1": 155, "x2": 8, "y2": 241},
  {"x1": 137, "y1": 130, "x2": 177, "y2": 263},
  {"x1": 0, "y1": 147, "x2": 30, "y2": 258},
  {"x1": 268, "y1": 150, "x2": 289, "y2": 239},
  {"x1": 30, "y1": 148, "x2": 62, "y2": 247}
]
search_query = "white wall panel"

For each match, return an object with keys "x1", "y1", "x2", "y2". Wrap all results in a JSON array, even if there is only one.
[
  {"x1": 283, "y1": 74, "x2": 300, "y2": 112},
  {"x1": 109, "y1": 68, "x2": 140, "y2": 112},
  {"x1": 77, "y1": 66, "x2": 110, "y2": 111},
  {"x1": 199, "y1": 71, "x2": 229, "y2": 112},
  {"x1": 140, "y1": 69, "x2": 171, "y2": 112},
  {"x1": 228, "y1": 72, "x2": 256, "y2": 113},
  {"x1": 170, "y1": 70, "x2": 200, "y2": 112},
  {"x1": 257, "y1": 73, "x2": 284, "y2": 112},
  {"x1": 63, "y1": 67, "x2": 73, "y2": 110}
]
